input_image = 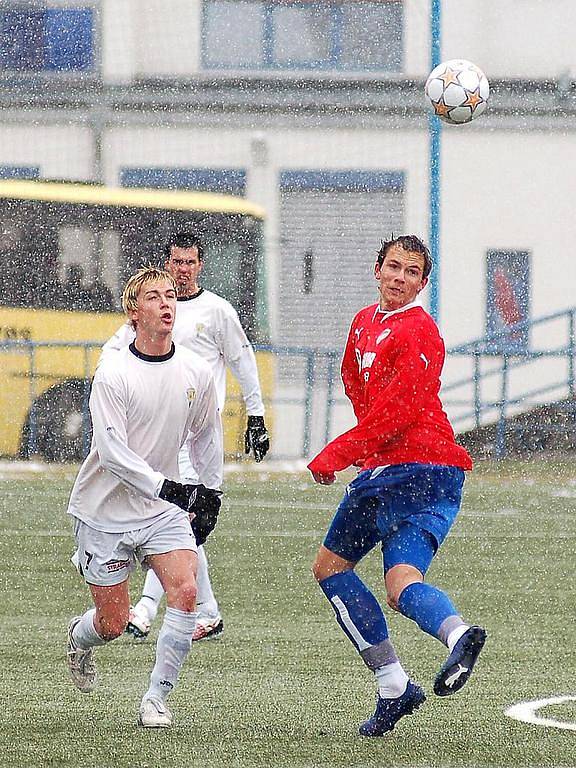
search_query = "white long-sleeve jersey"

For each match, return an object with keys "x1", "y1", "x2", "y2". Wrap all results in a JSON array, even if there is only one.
[
  {"x1": 102, "y1": 289, "x2": 265, "y2": 415},
  {"x1": 67, "y1": 342, "x2": 223, "y2": 532}
]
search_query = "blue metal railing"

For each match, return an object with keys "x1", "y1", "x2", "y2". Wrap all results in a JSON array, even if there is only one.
[
  {"x1": 444, "y1": 307, "x2": 576, "y2": 457},
  {"x1": 252, "y1": 344, "x2": 340, "y2": 459},
  {"x1": 3, "y1": 310, "x2": 575, "y2": 462}
]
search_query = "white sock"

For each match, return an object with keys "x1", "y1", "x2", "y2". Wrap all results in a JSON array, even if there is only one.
[
  {"x1": 447, "y1": 624, "x2": 470, "y2": 652},
  {"x1": 72, "y1": 608, "x2": 107, "y2": 649},
  {"x1": 375, "y1": 661, "x2": 409, "y2": 699},
  {"x1": 196, "y1": 545, "x2": 219, "y2": 620},
  {"x1": 144, "y1": 606, "x2": 197, "y2": 702},
  {"x1": 135, "y1": 569, "x2": 165, "y2": 621}
]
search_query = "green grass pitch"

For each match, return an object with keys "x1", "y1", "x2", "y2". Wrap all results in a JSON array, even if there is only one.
[{"x1": 1, "y1": 460, "x2": 575, "y2": 767}]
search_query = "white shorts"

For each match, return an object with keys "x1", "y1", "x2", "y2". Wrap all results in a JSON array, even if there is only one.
[{"x1": 73, "y1": 512, "x2": 196, "y2": 587}]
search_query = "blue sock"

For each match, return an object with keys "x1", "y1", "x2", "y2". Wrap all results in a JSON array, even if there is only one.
[
  {"x1": 397, "y1": 582, "x2": 459, "y2": 641},
  {"x1": 319, "y1": 571, "x2": 392, "y2": 653}
]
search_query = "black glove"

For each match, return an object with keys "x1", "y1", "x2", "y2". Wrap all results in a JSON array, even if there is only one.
[
  {"x1": 159, "y1": 479, "x2": 199, "y2": 512},
  {"x1": 159, "y1": 480, "x2": 222, "y2": 546},
  {"x1": 189, "y1": 486, "x2": 222, "y2": 546},
  {"x1": 244, "y1": 415, "x2": 270, "y2": 462}
]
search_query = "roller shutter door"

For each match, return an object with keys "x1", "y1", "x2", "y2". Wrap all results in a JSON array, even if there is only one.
[{"x1": 278, "y1": 171, "x2": 404, "y2": 351}]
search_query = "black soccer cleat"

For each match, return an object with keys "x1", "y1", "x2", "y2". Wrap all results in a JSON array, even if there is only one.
[
  {"x1": 358, "y1": 681, "x2": 426, "y2": 737},
  {"x1": 434, "y1": 625, "x2": 487, "y2": 696}
]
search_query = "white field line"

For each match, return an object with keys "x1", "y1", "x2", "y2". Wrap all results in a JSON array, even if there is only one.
[
  {"x1": 505, "y1": 696, "x2": 576, "y2": 732},
  {"x1": 0, "y1": 459, "x2": 310, "y2": 478}
]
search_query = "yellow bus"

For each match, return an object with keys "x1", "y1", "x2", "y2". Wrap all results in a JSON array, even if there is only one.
[{"x1": 0, "y1": 179, "x2": 272, "y2": 461}]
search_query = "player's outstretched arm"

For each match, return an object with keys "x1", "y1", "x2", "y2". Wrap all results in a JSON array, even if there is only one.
[{"x1": 220, "y1": 304, "x2": 269, "y2": 458}]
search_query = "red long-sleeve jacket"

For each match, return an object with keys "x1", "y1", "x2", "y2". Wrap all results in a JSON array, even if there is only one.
[{"x1": 308, "y1": 303, "x2": 472, "y2": 475}]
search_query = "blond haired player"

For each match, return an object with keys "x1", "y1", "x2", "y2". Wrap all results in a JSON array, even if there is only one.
[{"x1": 66, "y1": 266, "x2": 223, "y2": 728}]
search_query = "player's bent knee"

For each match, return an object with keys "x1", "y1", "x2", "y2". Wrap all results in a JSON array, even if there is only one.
[
  {"x1": 385, "y1": 564, "x2": 423, "y2": 609},
  {"x1": 312, "y1": 557, "x2": 347, "y2": 583},
  {"x1": 168, "y1": 580, "x2": 197, "y2": 612},
  {"x1": 312, "y1": 546, "x2": 355, "y2": 583}
]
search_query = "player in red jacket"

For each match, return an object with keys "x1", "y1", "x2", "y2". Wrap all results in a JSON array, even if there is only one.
[{"x1": 308, "y1": 235, "x2": 486, "y2": 737}]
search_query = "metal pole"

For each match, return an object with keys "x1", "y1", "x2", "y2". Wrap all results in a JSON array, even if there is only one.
[
  {"x1": 495, "y1": 356, "x2": 509, "y2": 459},
  {"x1": 429, "y1": 0, "x2": 442, "y2": 322},
  {"x1": 473, "y1": 351, "x2": 482, "y2": 428},
  {"x1": 324, "y1": 350, "x2": 337, "y2": 445},
  {"x1": 302, "y1": 351, "x2": 315, "y2": 458},
  {"x1": 569, "y1": 309, "x2": 575, "y2": 399},
  {"x1": 28, "y1": 342, "x2": 38, "y2": 457}
]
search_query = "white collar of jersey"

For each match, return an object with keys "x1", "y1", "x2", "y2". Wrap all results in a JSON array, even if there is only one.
[{"x1": 372, "y1": 299, "x2": 422, "y2": 324}]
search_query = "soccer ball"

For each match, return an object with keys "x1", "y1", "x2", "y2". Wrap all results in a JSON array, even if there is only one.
[{"x1": 425, "y1": 59, "x2": 489, "y2": 125}]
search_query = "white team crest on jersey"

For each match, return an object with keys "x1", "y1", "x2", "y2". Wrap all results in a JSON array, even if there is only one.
[
  {"x1": 361, "y1": 352, "x2": 376, "y2": 369},
  {"x1": 187, "y1": 387, "x2": 196, "y2": 403},
  {"x1": 376, "y1": 329, "x2": 391, "y2": 345}
]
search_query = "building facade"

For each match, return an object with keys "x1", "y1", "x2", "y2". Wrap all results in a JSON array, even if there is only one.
[{"x1": 0, "y1": 0, "x2": 575, "y2": 447}]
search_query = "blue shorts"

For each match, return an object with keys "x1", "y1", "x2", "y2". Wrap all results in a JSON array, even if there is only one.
[{"x1": 323, "y1": 463, "x2": 465, "y2": 576}]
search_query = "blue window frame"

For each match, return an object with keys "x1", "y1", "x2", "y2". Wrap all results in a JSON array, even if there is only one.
[
  {"x1": 0, "y1": 6, "x2": 94, "y2": 72},
  {"x1": 486, "y1": 250, "x2": 530, "y2": 355},
  {"x1": 279, "y1": 169, "x2": 404, "y2": 193},
  {"x1": 120, "y1": 167, "x2": 246, "y2": 196},
  {"x1": 202, "y1": 1, "x2": 403, "y2": 72},
  {"x1": 0, "y1": 165, "x2": 40, "y2": 179}
]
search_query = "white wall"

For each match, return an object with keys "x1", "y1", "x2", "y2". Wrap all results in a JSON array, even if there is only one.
[
  {"x1": 440, "y1": 129, "x2": 576, "y2": 347},
  {"x1": 0, "y1": 125, "x2": 94, "y2": 179},
  {"x1": 404, "y1": 0, "x2": 431, "y2": 74},
  {"x1": 100, "y1": 1, "x2": 576, "y2": 81},
  {"x1": 441, "y1": 0, "x2": 576, "y2": 79},
  {"x1": 101, "y1": 0, "x2": 138, "y2": 83},
  {"x1": 134, "y1": 1, "x2": 201, "y2": 76},
  {"x1": 101, "y1": 0, "x2": 201, "y2": 81}
]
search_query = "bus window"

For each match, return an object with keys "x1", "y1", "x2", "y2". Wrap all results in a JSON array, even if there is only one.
[
  {"x1": 58, "y1": 227, "x2": 118, "y2": 312},
  {"x1": 0, "y1": 220, "x2": 24, "y2": 307},
  {"x1": 201, "y1": 238, "x2": 243, "y2": 309},
  {"x1": 100, "y1": 231, "x2": 121, "y2": 309}
]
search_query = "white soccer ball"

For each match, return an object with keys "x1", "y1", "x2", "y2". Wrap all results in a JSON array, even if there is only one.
[{"x1": 425, "y1": 59, "x2": 489, "y2": 125}]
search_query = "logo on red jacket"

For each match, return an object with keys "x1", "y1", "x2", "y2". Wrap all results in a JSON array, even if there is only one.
[{"x1": 376, "y1": 329, "x2": 391, "y2": 345}]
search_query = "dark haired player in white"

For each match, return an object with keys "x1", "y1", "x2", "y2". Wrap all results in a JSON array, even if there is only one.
[
  {"x1": 103, "y1": 232, "x2": 269, "y2": 642},
  {"x1": 66, "y1": 266, "x2": 223, "y2": 728},
  {"x1": 308, "y1": 235, "x2": 486, "y2": 736}
]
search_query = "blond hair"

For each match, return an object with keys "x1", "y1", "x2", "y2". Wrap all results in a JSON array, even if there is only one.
[{"x1": 122, "y1": 266, "x2": 176, "y2": 328}]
